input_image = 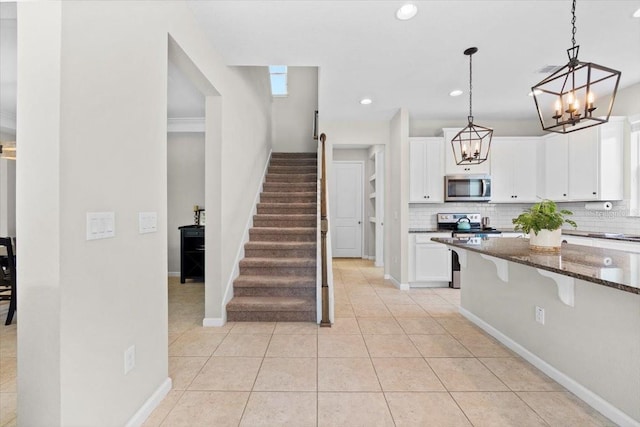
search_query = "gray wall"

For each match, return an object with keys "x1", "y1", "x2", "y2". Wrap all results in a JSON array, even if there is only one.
[
  {"x1": 462, "y1": 251, "x2": 640, "y2": 424},
  {"x1": 167, "y1": 132, "x2": 205, "y2": 274},
  {"x1": 272, "y1": 66, "x2": 318, "y2": 153}
]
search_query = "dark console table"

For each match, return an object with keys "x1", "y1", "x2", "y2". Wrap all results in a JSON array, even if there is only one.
[{"x1": 179, "y1": 225, "x2": 204, "y2": 283}]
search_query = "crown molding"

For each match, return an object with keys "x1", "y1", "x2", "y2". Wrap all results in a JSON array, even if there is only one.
[{"x1": 167, "y1": 117, "x2": 205, "y2": 133}]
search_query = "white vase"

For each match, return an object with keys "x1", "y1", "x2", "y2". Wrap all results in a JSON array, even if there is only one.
[{"x1": 529, "y1": 229, "x2": 562, "y2": 252}]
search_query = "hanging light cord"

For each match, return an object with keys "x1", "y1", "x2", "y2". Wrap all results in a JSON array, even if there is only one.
[
  {"x1": 571, "y1": 0, "x2": 577, "y2": 48},
  {"x1": 468, "y1": 52, "x2": 473, "y2": 121}
]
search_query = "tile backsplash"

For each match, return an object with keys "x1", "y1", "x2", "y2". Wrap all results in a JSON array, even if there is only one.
[{"x1": 409, "y1": 200, "x2": 640, "y2": 235}]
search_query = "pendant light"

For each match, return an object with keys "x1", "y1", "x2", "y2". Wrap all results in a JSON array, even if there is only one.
[
  {"x1": 531, "y1": 0, "x2": 621, "y2": 134},
  {"x1": 451, "y1": 47, "x2": 493, "y2": 166}
]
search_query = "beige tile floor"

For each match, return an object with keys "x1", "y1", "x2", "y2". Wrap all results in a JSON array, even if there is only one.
[{"x1": 0, "y1": 259, "x2": 616, "y2": 426}]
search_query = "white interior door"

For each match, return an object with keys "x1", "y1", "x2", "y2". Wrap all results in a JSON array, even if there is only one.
[{"x1": 331, "y1": 162, "x2": 363, "y2": 258}]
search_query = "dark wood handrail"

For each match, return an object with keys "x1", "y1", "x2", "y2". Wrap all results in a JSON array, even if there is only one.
[{"x1": 319, "y1": 133, "x2": 330, "y2": 327}]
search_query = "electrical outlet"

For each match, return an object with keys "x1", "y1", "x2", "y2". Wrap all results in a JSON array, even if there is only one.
[
  {"x1": 124, "y1": 345, "x2": 136, "y2": 375},
  {"x1": 535, "y1": 306, "x2": 545, "y2": 325}
]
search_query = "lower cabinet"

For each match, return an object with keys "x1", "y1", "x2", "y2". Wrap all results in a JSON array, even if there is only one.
[{"x1": 409, "y1": 233, "x2": 452, "y2": 285}]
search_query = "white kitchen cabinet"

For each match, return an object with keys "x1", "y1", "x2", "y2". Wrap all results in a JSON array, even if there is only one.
[
  {"x1": 538, "y1": 118, "x2": 624, "y2": 202},
  {"x1": 442, "y1": 128, "x2": 491, "y2": 175},
  {"x1": 568, "y1": 119, "x2": 624, "y2": 201},
  {"x1": 538, "y1": 133, "x2": 570, "y2": 201},
  {"x1": 409, "y1": 233, "x2": 452, "y2": 285},
  {"x1": 490, "y1": 137, "x2": 539, "y2": 203},
  {"x1": 409, "y1": 137, "x2": 444, "y2": 203}
]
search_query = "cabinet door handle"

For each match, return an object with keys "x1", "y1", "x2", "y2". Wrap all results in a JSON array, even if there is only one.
[
  {"x1": 358, "y1": 221, "x2": 361, "y2": 225},
  {"x1": 563, "y1": 193, "x2": 567, "y2": 197},
  {"x1": 592, "y1": 192, "x2": 597, "y2": 195}
]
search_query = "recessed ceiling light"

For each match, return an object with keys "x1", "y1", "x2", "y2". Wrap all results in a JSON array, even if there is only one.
[
  {"x1": 360, "y1": 98, "x2": 373, "y2": 105},
  {"x1": 528, "y1": 89, "x2": 543, "y2": 97},
  {"x1": 634, "y1": 8, "x2": 640, "y2": 18},
  {"x1": 449, "y1": 90, "x2": 463, "y2": 97},
  {"x1": 396, "y1": 4, "x2": 418, "y2": 20}
]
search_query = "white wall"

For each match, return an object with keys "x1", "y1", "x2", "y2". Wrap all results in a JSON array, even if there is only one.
[
  {"x1": 608, "y1": 82, "x2": 640, "y2": 118},
  {"x1": 272, "y1": 66, "x2": 318, "y2": 152},
  {"x1": 0, "y1": 159, "x2": 15, "y2": 237},
  {"x1": 332, "y1": 149, "x2": 371, "y2": 258},
  {"x1": 387, "y1": 109, "x2": 410, "y2": 286},
  {"x1": 167, "y1": 132, "x2": 205, "y2": 274},
  {"x1": 321, "y1": 120, "x2": 390, "y2": 146},
  {"x1": 411, "y1": 118, "x2": 543, "y2": 137},
  {"x1": 321, "y1": 120, "x2": 390, "y2": 266},
  {"x1": 0, "y1": 132, "x2": 16, "y2": 237},
  {"x1": 16, "y1": 2, "x2": 272, "y2": 426}
]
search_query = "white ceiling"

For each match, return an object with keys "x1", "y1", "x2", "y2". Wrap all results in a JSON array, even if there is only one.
[
  {"x1": 187, "y1": 0, "x2": 640, "y2": 122},
  {"x1": 1, "y1": 1, "x2": 639, "y2": 128}
]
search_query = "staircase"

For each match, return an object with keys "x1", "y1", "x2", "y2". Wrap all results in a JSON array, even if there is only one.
[{"x1": 226, "y1": 152, "x2": 318, "y2": 322}]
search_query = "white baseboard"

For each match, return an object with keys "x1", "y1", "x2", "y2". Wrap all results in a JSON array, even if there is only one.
[
  {"x1": 460, "y1": 307, "x2": 640, "y2": 427},
  {"x1": 167, "y1": 271, "x2": 180, "y2": 277},
  {"x1": 388, "y1": 275, "x2": 410, "y2": 291},
  {"x1": 202, "y1": 317, "x2": 226, "y2": 327},
  {"x1": 125, "y1": 377, "x2": 172, "y2": 427}
]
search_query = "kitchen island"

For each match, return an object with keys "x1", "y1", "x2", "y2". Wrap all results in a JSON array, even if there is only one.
[{"x1": 432, "y1": 237, "x2": 640, "y2": 427}]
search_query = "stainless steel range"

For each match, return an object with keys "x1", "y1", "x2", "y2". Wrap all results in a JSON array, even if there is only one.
[
  {"x1": 437, "y1": 213, "x2": 502, "y2": 288},
  {"x1": 436, "y1": 213, "x2": 502, "y2": 238}
]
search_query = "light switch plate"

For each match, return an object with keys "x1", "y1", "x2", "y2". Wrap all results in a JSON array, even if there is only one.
[
  {"x1": 86, "y1": 212, "x2": 115, "y2": 240},
  {"x1": 139, "y1": 212, "x2": 157, "y2": 234}
]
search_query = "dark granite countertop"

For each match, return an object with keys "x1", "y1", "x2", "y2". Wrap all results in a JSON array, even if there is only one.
[
  {"x1": 410, "y1": 228, "x2": 640, "y2": 244},
  {"x1": 562, "y1": 229, "x2": 640, "y2": 243},
  {"x1": 409, "y1": 228, "x2": 523, "y2": 234},
  {"x1": 432, "y1": 237, "x2": 640, "y2": 294}
]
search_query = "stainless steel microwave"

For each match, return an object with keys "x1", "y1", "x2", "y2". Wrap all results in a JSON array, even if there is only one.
[{"x1": 445, "y1": 174, "x2": 491, "y2": 202}]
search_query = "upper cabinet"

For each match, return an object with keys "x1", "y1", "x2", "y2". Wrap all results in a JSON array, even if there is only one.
[
  {"x1": 538, "y1": 118, "x2": 624, "y2": 202},
  {"x1": 538, "y1": 133, "x2": 570, "y2": 201},
  {"x1": 409, "y1": 137, "x2": 444, "y2": 203},
  {"x1": 490, "y1": 137, "x2": 539, "y2": 203},
  {"x1": 442, "y1": 128, "x2": 491, "y2": 175}
]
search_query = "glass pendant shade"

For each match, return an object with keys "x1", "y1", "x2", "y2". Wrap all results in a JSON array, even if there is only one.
[
  {"x1": 451, "y1": 117, "x2": 493, "y2": 165},
  {"x1": 532, "y1": 46, "x2": 621, "y2": 133}
]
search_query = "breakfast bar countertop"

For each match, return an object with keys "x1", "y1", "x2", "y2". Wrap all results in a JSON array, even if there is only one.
[{"x1": 432, "y1": 237, "x2": 640, "y2": 294}]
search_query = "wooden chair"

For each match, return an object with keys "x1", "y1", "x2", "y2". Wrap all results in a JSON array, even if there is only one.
[{"x1": 0, "y1": 237, "x2": 16, "y2": 325}]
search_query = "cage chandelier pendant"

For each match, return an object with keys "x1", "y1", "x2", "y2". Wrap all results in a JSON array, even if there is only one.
[
  {"x1": 451, "y1": 47, "x2": 493, "y2": 165},
  {"x1": 531, "y1": 0, "x2": 621, "y2": 134}
]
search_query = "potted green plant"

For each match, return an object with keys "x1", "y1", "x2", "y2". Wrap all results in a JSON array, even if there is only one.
[{"x1": 512, "y1": 199, "x2": 577, "y2": 252}]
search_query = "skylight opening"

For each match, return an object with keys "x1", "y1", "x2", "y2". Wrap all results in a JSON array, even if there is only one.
[{"x1": 269, "y1": 65, "x2": 288, "y2": 97}]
